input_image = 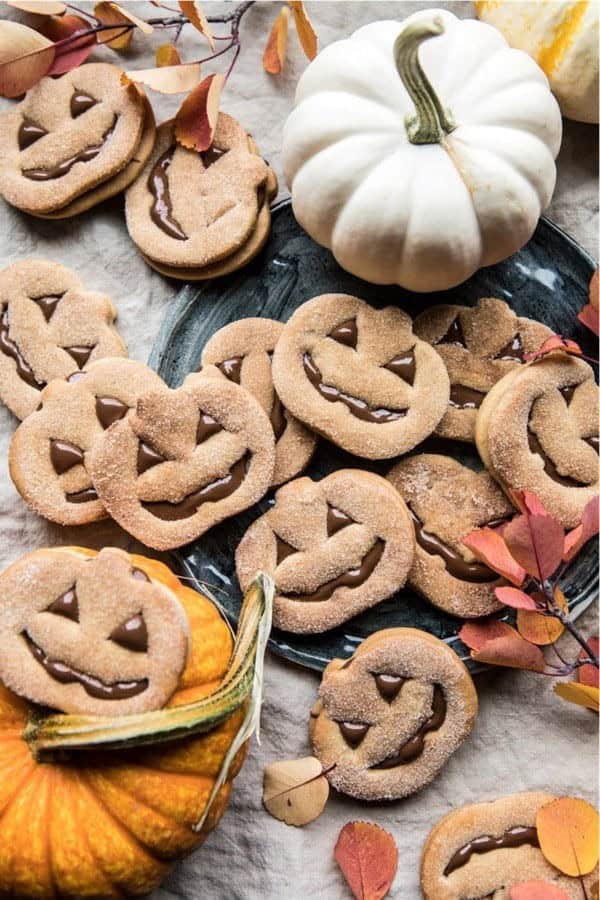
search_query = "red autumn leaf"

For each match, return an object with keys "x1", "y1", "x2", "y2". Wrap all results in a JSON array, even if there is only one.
[
  {"x1": 589, "y1": 268, "x2": 599, "y2": 309},
  {"x1": 503, "y1": 513, "x2": 564, "y2": 582},
  {"x1": 495, "y1": 586, "x2": 538, "y2": 611},
  {"x1": 174, "y1": 72, "x2": 224, "y2": 152},
  {"x1": 524, "y1": 335, "x2": 584, "y2": 363},
  {"x1": 289, "y1": 1, "x2": 318, "y2": 60},
  {"x1": 564, "y1": 497, "x2": 599, "y2": 561},
  {"x1": 263, "y1": 5, "x2": 290, "y2": 75},
  {"x1": 578, "y1": 637, "x2": 600, "y2": 688},
  {"x1": 578, "y1": 303, "x2": 600, "y2": 336},
  {"x1": 460, "y1": 619, "x2": 517, "y2": 652},
  {"x1": 510, "y1": 490, "x2": 549, "y2": 518},
  {"x1": 334, "y1": 822, "x2": 398, "y2": 900},
  {"x1": 179, "y1": 1, "x2": 215, "y2": 51},
  {"x1": 472, "y1": 631, "x2": 546, "y2": 673},
  {"x1": 510, "y1": 882, "x2": 570, "y2": 900},
  {"x1": 39, "y1": 13, "x2": 90, "y2": 42},
  {"x1": 48, "y1": 30, "x2": 96, "y2": 75},
  {"x1": 461, "y1": 528, "x2": 526, "y2": 586}
]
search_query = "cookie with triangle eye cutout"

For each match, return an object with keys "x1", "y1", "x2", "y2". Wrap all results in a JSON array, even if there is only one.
[
  {"x1": 414, "y1": 297, "x2": 553, "y2": 442},
  {"x1": 200, "y1": 317, "x2": 317, "y2": 485},
  {"x1": 88, "y1": 368, "x2": 276, "y2": 551},
  {"x1": 387, "y1": 454, "x2": 515, "y2": 618},
  {"x1": 235, "y1": 469, "x2": 415, "y2": 633},
  {"x1": 9, "y1": 358, "x2": 164, "y2": 527},
  {"x1": 309, "y1": 628, "x2": 478, "y2": 802},
  {"x1": 0, "y1": 258, "x2": 127, "y2": 421},
  {"x1": 0, "y1": 546, "x2": 190, "y2": 717},
  {"x1": 271, "y1": 294, "x2": 450, "y2": 459},
  {"x1": 475, "y1": 355, "x2": 599, "y2": 528},
  {"x1": 0, "y1": 63, "x2": 153, "y2": 217},
  {"x1": 420, "y1": 791, "x2": 599, "y2": 900}
]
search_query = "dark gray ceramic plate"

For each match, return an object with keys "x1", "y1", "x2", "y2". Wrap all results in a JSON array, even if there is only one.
[{"x1": 149, "y1": 199, "x2": 598, "y2": 673}]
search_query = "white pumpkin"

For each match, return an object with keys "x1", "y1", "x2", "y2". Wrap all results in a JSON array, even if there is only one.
[
  {"x1": 476, "y1": 1, "x2": 599, "y2": 124},
  {"x1": 282, "y1": 9, "x2": 562, "y2": 293}
]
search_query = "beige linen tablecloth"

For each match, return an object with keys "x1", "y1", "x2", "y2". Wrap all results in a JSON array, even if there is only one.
[{"x1": 0, "y1": 3, "x2": 598, "y2": 898}]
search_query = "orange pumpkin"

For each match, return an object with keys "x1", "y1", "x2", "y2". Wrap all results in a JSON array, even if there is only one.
[{"x1": 0, "y1": 547, "x2": 258, "y2": 899}]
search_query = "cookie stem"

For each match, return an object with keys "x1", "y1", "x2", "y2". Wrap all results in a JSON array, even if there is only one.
[{"x1": 393, "y1": 17, "x2": 455, "y2": 145}]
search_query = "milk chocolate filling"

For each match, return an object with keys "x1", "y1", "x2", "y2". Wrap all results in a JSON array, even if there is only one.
[
  {"x1": 373, "y1": 673, "x2": 405, "y2": 702},
  {"x1": 449, "y1": 385, "x2": 485, "y2": 410},
  {"x1": 96, "y1": 396, "x2": 129, "y2": 429},
  {"x1": 338, "y1": 721, "x2": 369, "y2": 747},
  {"x1": 137, "y1": 441, "x2": 165, "y2": 475},
  {"x1": 494, "y1": 333, "x2": 524, "y2": 362},
  {"x1": 71, "y1": 91, "x2": 97, "y2": 118},
  {"x1": 276, "y1": 536, "x2": 297, "y2": 564},
  {"x1": 586, "y1": 435, "x2": 599, "y2": 452},
  {"x1": 327, "y1": 505, "x2": 354, "y2": 536},
  {"x1": 66, "y1": 487, "x2": 98, "y2": 503},
  {"x1": 438, "y1": 317, "x2": 466, "y2": 347},
  {"x1": 385, "y1": 350, "x2": 416, "y2": 386},
  {"x1": 64, "y1": 345, "x2": 94, "y2": 368},
  {"x1": 0, "y1": 307, "x2": 46, "y2": 389},
  {"x1": 33, "y1": 294, "x2": 63, "y2": 322},
  {"x1": 303, "y1": 353, "x2": 407, "y2": 424},
  {"x1": 50, "y1": 439, "x2": 84, "y2": 475},
  {"x1": 142, "y1": 451, "x2": 250, "y2": 521},
  {"x1": 24, "y1": 631, "x2": 148, "y2": 700},
  {"x1": 329, "y1": 319, "x2": 357, "y2": 349},
  {"x1": 148, "y1": 146, "x2": 188, "y2": 241},
  {"x1": 372, "y1": 685, "x2": 446, "y2": 767},
  {"x1": 281, "y1": 538, "x2": 384, "y2": 603},
  {"x1": 47, "y1": 587, "x2": 79, "y2": 622},
  {"x1": 527, "y1": 426, "x2": 590, "y2": 488},
  {"x1": 443, "y1": 825, "x2": 540, "y2": 876},
  {"x1": 22, "y1": 116, "x2": 117, "y2": 181},
  {"x1": 218, "y1": 356, "x2": 242, "y2": 383},
  {"x1": 109, "y1": 614, "x2": 148, "y2": 653},
  {"x1": 409, "y1": 508, "x2": 496, "y2": 583},
  {"x1": 18, "y1": 119, "x2": 47, "y2": 151},
  {"x1": 196, "y1": 412, "x2": 223, "y2": 443}
]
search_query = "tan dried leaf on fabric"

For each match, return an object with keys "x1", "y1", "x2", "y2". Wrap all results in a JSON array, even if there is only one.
[
  {"x1": 179, "y1": 0, "x2": 215, "y2": 51},
  {"x1": 263, "y1": 5, "x2": 290, "y2": 75},
  {"x1": 0, "y1": 21, "x2": 54, "y2": 97},
  {"x1": 7, "y1": 0, "x2": 66, "y2": 14},
  {"x1": 263, "y1": 756, "x2": 329, "y2": 826},
  {"x1": 122, "y1": 63, "x2": 201, "y2": 94},
  {"x1": 290, "y1": 1, "x2": 318, "y2": 60}
]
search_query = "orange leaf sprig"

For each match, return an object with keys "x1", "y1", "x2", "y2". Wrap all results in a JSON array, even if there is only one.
[
  {"x1": 334, "y1": 822, "x2": 398, "y2": 900},
  {"x1": 459, "y1": 491, "x2": 599, "y2": 710},
  {"x1": 263, "y1": 0, "x2": 318, "y2": 74}
]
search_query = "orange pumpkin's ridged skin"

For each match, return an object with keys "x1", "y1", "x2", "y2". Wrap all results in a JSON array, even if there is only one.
[{"x1": 0, "y1": 547, "x2": 247, "y2": 899}]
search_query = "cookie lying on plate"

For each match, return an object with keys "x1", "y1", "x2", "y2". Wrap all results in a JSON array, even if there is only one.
[
  {"x1": 272, "y1": 294, "x2": 450, "y2": 459},
  {"x1": 476, "y1": 355, "x2": 599, "y2": 528},
  {"x1": 387, "y1": 454, "x2": 514, "y2": 618},
  {"x1": 0, "y1": 64, "x2": 155, "y2": 218},
  {"x1": 0, "y1": 546, "x2": 190, "y2": 716},
  {"x1": 0, "y1": 258, "x2": 127, "y2": 420},
  {"x1": 88, "y1": 371, "x2": 276, "y2": 550},
  {"x1": 200, "y1": 317, "x2": 316, "y2": 485},
  {"x1": 414, "y1": 298, "x2": 552, "y2": 442},
  {"x1": 309, "y1": 628, "x2": 477, "y2": 801},
  {"x1": 125, "y1": 115, "x2": 277, "y2": 280},
  {"x1": 236, "y1": 469, "x2": 414, "y2": 633},
  {"x1": 9, "y1": 358, "x2": 163, "y2": 526},
  {"x1": 421, "y1": 791, "x2": 598, "y2": 899}
]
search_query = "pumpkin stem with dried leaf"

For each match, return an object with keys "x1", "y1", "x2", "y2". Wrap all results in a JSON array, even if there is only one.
[{"x1": 394, "y1": 17, "x2": 455, "y2": 145}]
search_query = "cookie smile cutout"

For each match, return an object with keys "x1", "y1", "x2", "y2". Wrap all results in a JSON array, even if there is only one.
[
  {"x1": 280, "y1": 538, "x2": 385, "y2": 603},
  {"x1": 22, "y1": 117, "x2": 118, "y2": 182}
]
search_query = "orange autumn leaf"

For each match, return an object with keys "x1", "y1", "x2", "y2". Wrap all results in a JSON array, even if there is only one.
[
  {"x1": 460, "y1": 620, "x2": 545, "y2": 672},
  {"x1": 524, "y1": 334, "x2": 583, "y2": 363},
  {"x1": 461, "y1": 527, "x2": 525, "y2": 586},
  {"x1": 516, "y1": 589, "x2": 566, "y2": 646},
  {"x1": 495, "y1": 586, "x2": 538, "y2": 611},
  {"x1": 94, "y1": 2, "x2": 134, "y2": 49},
  {"x1": 578, "y1": 637, "x2": 599, "y2": 687},
  {"x1": 156, "y1": 43, "x2": 182, "y2": 67},
  {"x1": 334, "y1": 822, "x2": 398, "y2": 900},
  {"x1": 579, "y1": 302, "x2": 600, "y2": 336},
  {"x1": 503, "y1": 513, "x2": 564, "y2": 582},
  {"x1": 554, "y1": 681, "x2": 600, "y2": 712},
  {"x1": 123, "y1": 63, "x2": 201, "y2": 94},
  {"x1": 263, "y1": 5, "x2": 290, "y2": 75},
  {"x1": 536, "y1": 797, "x2": 599, "y2": 876},
  {"x1": 564, "y1": 497, "x2": 599, "y2": 561},
  {"x1": 510, "y1": 882, "x2": 570, "y2": 900},
  {"x1": 290, "y1": 1, "x2": 318, "y2": 60},
  {"x1": 460, "y1": 619, "x2": 519, "y2": 652},
  {"x1": 174, "y1": 72, "x2": 224, "y2": 152},
  {"x1": 0, "y1": 21, "x2": 55, "y2": 97},
  {"x1": 179, "y1": 1, "x2": 215, "y2": 51}
]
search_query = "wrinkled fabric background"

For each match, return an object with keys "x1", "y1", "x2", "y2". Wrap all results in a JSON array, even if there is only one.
[{"x1": 0, "y1": 2, "x2": 598, "y2": 898}]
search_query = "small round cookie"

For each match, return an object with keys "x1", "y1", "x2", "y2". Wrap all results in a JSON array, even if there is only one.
[
  {"x1": 421, "y1": 791, "x2": 598, "y2": 899},
  {"x1": 476, "y1": 356, "x2": 599, "y2": 528},
  {"x1": 309, "y1": 628, "x2": 478, "y2": 801},
  {"x1": 236, "y1": 470, "x2": 414, "y2": 633},
  {"x1": 414, "y1": 298, "x2": 553, "y2": 442},
  {"x1": 201, "y1": 318, "x2": 316, "y2": 484},
  {"x1": 271, "y1": 294, "x2": 450, "y2": 459},
  {"x1": 0, "y1": 258, "x2": 127, "y2": 420},
  {"x1": 88, "y1": 371, "x2": 276, "y2": 551},
  {"x1": 387, "y1": 454, "x2": 514, "y2": 618},
  {"x1": 0, "y1": 64, "x2": 146, "y2": 216},
  {"x1": 0, "y1": 546, "x2": 190, "y2": 717},
  {"x1": 126, "y1": 115, "x2": 272, "y2": 272},
  {"x1": 9, "y1": 358, "x2": 163, "y2": 526}
]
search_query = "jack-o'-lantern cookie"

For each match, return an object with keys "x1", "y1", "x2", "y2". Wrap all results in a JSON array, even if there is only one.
[
  {"x1": 9, "y1": 358, "x2": 163, "y2": 526},
  {"x1": 309, "y1": 628, "x2": 478, "y2": 801},
  {"x1": 414, "y1": 298, "x2": 553, "y2": 442},
  {"x1": 236, "y1": 470, "x2": 414, "y2": 633},
  {"x1": 476, "y1": 356, "x2": 599, "y2": 528},
  {"x1": 0, "y1": 258, "x2": 127, "y2": 420},
  {"x1": 88, "y1": 371, "x2": 276, "y2": 550},
  {"x1": 0, "y1": 546, "x2": 190, "y2": 716},
  {"x1": 387, "y1": 454, "x2": 514, "y2": 618},
  {"x1": 201, "y1": 318, "x2": 316, "y2": 484},
  {"x1": 0, "y1": 64, "x2": 154, "y2": 217},
  {"x1": 126, "y1": 116, "x2": 277, "y2": 278},
  {"x1": 272, "y1": 294, "x2": 450, "y2": 459},
  {"x1": 421, "y1": 792, "x2": 598, "y2": 899}
]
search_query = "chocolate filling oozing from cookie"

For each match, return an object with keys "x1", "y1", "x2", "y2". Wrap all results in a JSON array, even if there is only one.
[
  {"x1": 47, "y1": 586, "x2": 79, "y2": 621},
  {"x1": 217, "y1": 355, "x2": 288, "y2": 440},
  {"x1": 494, "y1": 333, "x2": 524, "y2": 362},
  {"x1": 109, "y1": 614, "x2": 148, "y2": 653},
  {"x1": 0, "y1": 307, "x2": 46, "y2": 390},
  {"x1": 443, "y1": 825, "x2": 540, "y2": 876},
  {"x1": 66, "y1": 487, "x2": 99, "y2": 504},
  {"x1": 280, "y1": 539, "x2": 384, "y2": 603},
  {"x1": 64, "y1": 345, "x2": 95, "y2": 368},
  {"x1": 303, "y1": 353, "x2": 407, "y2": 424},
  {"x1": 18, "y1": 119, "x2": 47, "y2": 151},
  {"x1": 384, "y1": 350, "x2": 416, "y2": 385},
  {"x1": 50, "y1": 439, "x2": 84, "y2": 475},
  {"x1": 22, "y1": 116, "x2": 118, "y2": 181},
  {"x1": 23, "y1": 631, "x2": 148, "y2": 700},
  {"x1": 70, "y1": 90, "x2": 98, "y2": 118},
  {"x1": 196, "y1": 412, "x2": 223, "y2": 443},
  {"x1": 95, "y1": 396, "x2": 129, "y2": 429},
  {"x1": 438, "y1": 316, "x2": 466, "y2": 347},
  {"x1": 33, "y1": 293, "x2": 64, "y2": 322},
  {"x1": 329, "y1": 319, "x2": 358, "y2": 349},
  {"x1": 141, "y1": 451, "x2": 250, "y2": 521},
  {"x1": 409, "y1": 508, "x2": 496, "y2": 583},
  {"x1": 449, "y1": 385, "x2": 485, "y2": 410}
]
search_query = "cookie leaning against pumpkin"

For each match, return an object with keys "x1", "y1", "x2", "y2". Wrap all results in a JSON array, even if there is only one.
[
  {"x1": 0, "y1": 545, "x2": 249, "y2": 898},
  {"x1": 0, "y1": 63, "x2": 156, "y2": 218}
]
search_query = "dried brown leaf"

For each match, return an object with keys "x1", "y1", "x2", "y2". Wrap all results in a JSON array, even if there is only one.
[
  {"x1": 123, "y1": 63, "x2": 201, "y2": 94},
  {"x1": 174, "y1": 71, "x2": 224, "y2": 151},
  {"x1": 263, "y1": 5, "x2": 289, "y2": 75},
  {"x1": 0, "y1": 20, "x2": 54, "y2": 97},
  {"x1": 94, "y1": 2, "x2": 133, "y2": 49},
  {"x1": 179, "y1": 1, "x2": 215, "y2": 51},
  {"x1": 7, "y1": 0, "x2": 66, "y2": 13},
  {"x1": 156, "y1": 42, "x2": 181, "y2": 67},
  {"x1": 263, "y1": 756, "x2": 329, "y2": 826},
  {"x1": 289, "y1": 1, "x2": 317, "y2": 60}
]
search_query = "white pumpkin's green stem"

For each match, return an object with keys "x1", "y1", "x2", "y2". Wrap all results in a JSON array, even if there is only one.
[{"x1": 394, "y1": 17, "x2": 455, "y2": 144}]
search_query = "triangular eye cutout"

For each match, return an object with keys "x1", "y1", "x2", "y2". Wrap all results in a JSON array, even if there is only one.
[
  {"x1": 95, "y1": 396, "x2": 129, "y2": 429},
  {"x1": 201, "y1": 145, "x2": 228, "y2": 168},
  {"x1": 384, "y1": 348, "x2": 416, "y2": 385},
  {"x1": 494, "y1": 333, "x2": 524, "y2": 362},
  {"x1": 338, "y1": 721, "x2": 369, "y2": 748},
  {"x1": 71, "y1": 91, "x2": 98, "y2": 118},
  {"x1": 33, "y1": 293, "x2": 64, "y2": 322},
  {"x1": 47, "y1": 586, "x2": 79, "y2": 622},
  {"x1": 560, "y1": 385, "x2": 577, "y2": 405},
  {"x1": 328, "y1": 319, "x2": 357, "y2": 349},
  {"x1": 18, "y1": 119, "x2": 47, "y2": 151},
  {"x1": 327, "y1": 505, "x2": 354, "y2": 536},
  {"x1": 217, "y1": 357, "x2": 242, "y2": 383},
  {"x1": 64, "y1": 345, "x2": 94, "y2": 368},
  {"x1": 276, "y1": 535, "x2": 297, "y2": 565},
  {"x1": 109, "y1": 614, "x2": 148, "y2": 653},
  {"x1": 373, "y1": 673, "x2": 405, "y2": 703},
  {"x1": 197, "y1": 411, "x2": 223, "y2": 443},
  {"x1": 137, "y1": 441, "x2": 165, "y2": 474},
  {"x1": 438, "y1": 316, "x2": 466, "y2": 347}
]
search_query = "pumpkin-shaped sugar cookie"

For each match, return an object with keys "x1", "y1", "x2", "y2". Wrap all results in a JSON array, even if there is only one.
[
  {"x1": 0, "y1": 258, "x2": 127, "y2": 420},
  {"x1": 272, "y1": 294, "x2": 450, "y2": 459},
  {"x1": 89, "y1": 371, "x2": 276, "y2": 550}
]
